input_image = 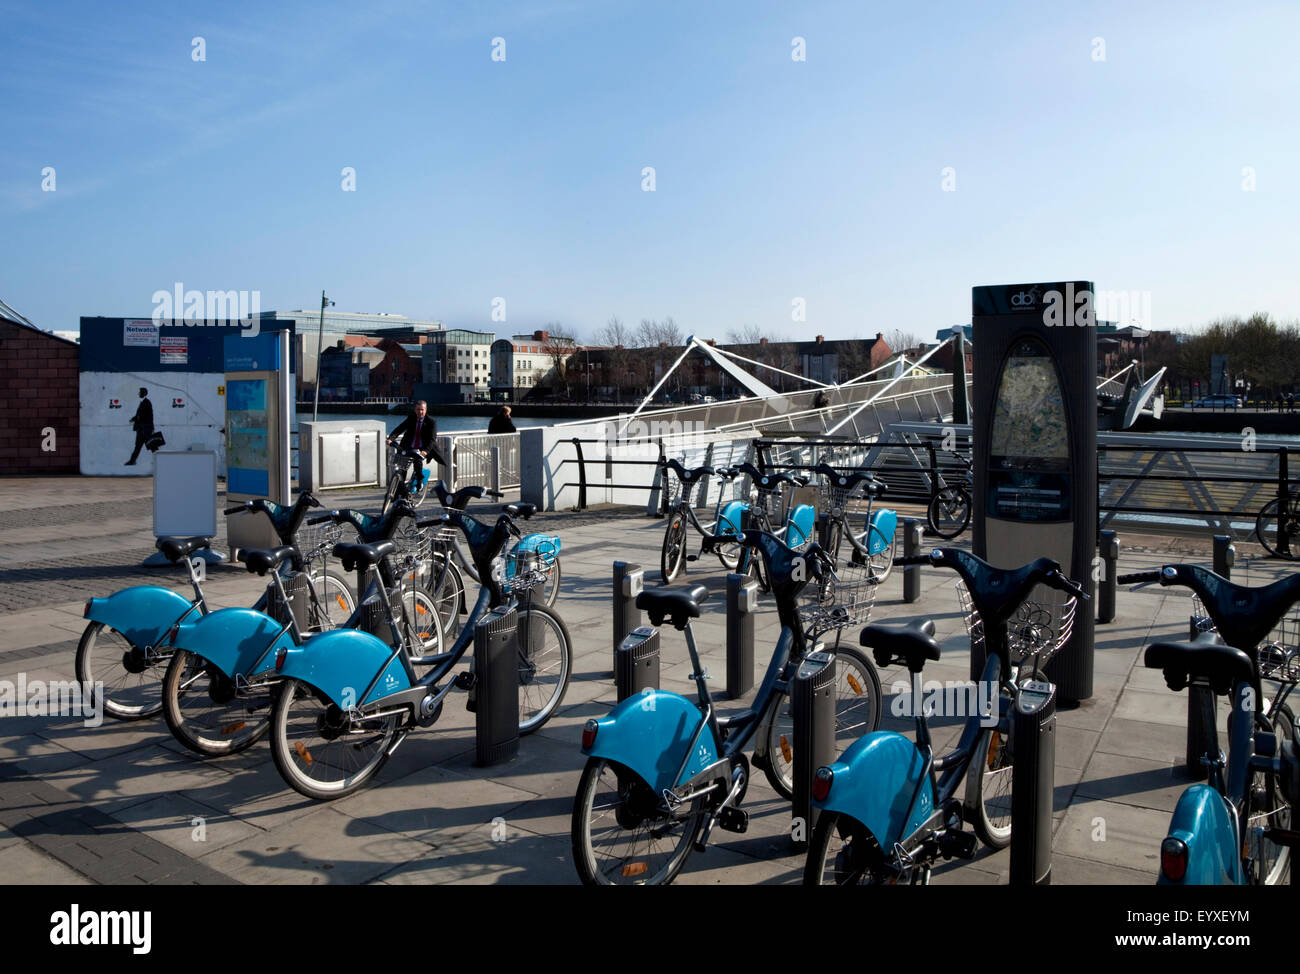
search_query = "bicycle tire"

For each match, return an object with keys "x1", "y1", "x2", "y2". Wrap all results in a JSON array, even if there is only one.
[
  {"x1": 161, "y1": 649, "x2": 272, "y2": 756},
  {"x1": 269, "y1": 678, "x2": 398, "y2": 801},
  {"x1": 539, "y1": 555, "x2": 561, "y2": 608},
  {"x1": 396, "y1": 584, "x2": 443, "y2": 680},
  {"x1": 571, "y1": 757, "x2": 705, "y2": 886},
  {"x1": 306, "y1": 570, "x2": 355, "y2": 631},
  {"x1": 426, "y1": 553, "x2": 466, "y2": 640},
  {"x1": 1247, "y1": 702, "x2": 1294, "y2": 885},
  {"x1": 515, "y1": 604, "x2": 572, "y2": 734},
  {"x1": 763, "y1": 646, "x2": 883, "y2": 800},
  {"x1": 864, "y1": 521, "x2": 895, "y2": 583},
  {"x1": 804, "y1": 812, "x2": 887, "y2": 885},
  {"x1": 927, "y1": 487, "x2": 972, "y2": 540},
  {"x1": 661, "y1": 514, "x2": 688, "y2": 583},
  {"x1": 1256, "y1": 496, "x2": 1300, "y2": 560},
  {"x1": 965, "y1": 724, "x2": 1014, "y2": 849},
  {"x1": 75, "y1": 621, "x2": 168, "y2": 721}
]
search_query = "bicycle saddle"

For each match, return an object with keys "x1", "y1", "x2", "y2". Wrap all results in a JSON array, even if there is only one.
[
  {"x1": 332, "y1": 540, "x2": 397, "y2": 573},
  {"x1": 663, "y1": 458, "x2": 713, "y2": 484},
  {"x1": 637, "y1": 584, "x2": 709, "y2": 631},
  {"x1": 239, "y1": 546, "x2": 299, "y2": 576},
  {"x1": 860, "y1": 619, "x2": 941, "y2": 673},
  {"x1": 505, "y1": 503, "x2": 535, "y2": 519},
  {"x1": 1144, "y1": 632, "x2": 1253, "y2": 696},
  {"x1": 156, "y1": 536, "x2": 213, "y2": 562}
]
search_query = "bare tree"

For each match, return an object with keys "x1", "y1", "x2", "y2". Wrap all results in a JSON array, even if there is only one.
[
  {"x1": 635, "y1": 316, "x2": 683, "y2": 348},
  {"x1": 884, "y1": 329, "x2": 921, "y2": 355},
  {"x1": 539, "y1": 322, "x2": 577, "y2": 398},
  {"x1": 595, "y1": 315, "x2": 631, "y2": 348}
]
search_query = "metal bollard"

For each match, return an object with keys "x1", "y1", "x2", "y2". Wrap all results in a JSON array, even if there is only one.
[
  {"x1": 791, "y1": 650, "x2": 836, "y2": 850},
  {"x1": 1213, "y1": 535, "x2": 1235, "y2": 579},
  {"x1": 612, "y1": 562, "x2": 644, "y2": 672},
  {"x1": 615, "y1": 626, "x2": 660, "y2": 702},
  {"x1": 903, "y1": 518, "x2": 924, "y2": 604},
  {"x1": 490, "y1": 444, "x2": 501, "y2": 497},
  {"x1": 725, "y1": 572, "x2": 757, "y2": 700},
  {"x1": 473, "y1": 605, "x2": 520, "y2": 767},
  {"x1": 1009, "y1": 677, "x2": 1056, "y2": 885},
  {"x1": 1097, "y1": 530, "x2": 1118, "y2": 624}
]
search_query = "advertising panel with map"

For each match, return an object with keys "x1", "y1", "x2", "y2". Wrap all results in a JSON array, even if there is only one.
[{"x1": 986, "y1": 339, "x2": 1071, "y2": 521}]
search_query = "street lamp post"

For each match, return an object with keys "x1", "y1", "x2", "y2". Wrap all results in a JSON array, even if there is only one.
[{"x1": 312, "y1": 290, "x2": 334, "y2": 422}]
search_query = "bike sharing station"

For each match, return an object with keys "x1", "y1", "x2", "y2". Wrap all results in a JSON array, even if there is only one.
[{"x1": 970, "y1": 280, "x2": 1099, "y2": 883}]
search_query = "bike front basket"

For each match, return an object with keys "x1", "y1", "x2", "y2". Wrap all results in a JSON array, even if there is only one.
[
  {"x1": 797, "y1": 556, "x2": 879, "y2": 637},
  {"x1": 958, "y1": 581, "x2": 1078, "y2": 670},
  {"x1": 1192, "y1": 594, "x2": 1300, "y2": 684}
]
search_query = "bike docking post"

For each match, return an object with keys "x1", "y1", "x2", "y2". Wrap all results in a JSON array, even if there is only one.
[
  {"x1": 725, "y1": 572, "x2": 757, "y2": 700},
  {"x1": 1097, "y1": 530, "x2": 1118, "y2": 624},
  {"x1": 615, "y1": 627, "x2": 660, "y2": 702},
  {"x1": 791, "y1": 650, "x2": 835, "y2": 850},
  {"x1": 612, "y1": 562, "x2": 644, "y2": 669},
  {"x1": 1009, "y1": 676, "x2": 1056, "y2": 885},
  {"x1": 471, "y1": 605, "x2": 520, "y2": 766},
  {"x1": 1212, "y1": 534, "x2": 1235, "y2": 579},
  {"x1": 902, "y1": 518, "x2": 924, "y2": 604}
]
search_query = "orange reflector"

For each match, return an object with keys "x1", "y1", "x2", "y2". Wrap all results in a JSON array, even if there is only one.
[
  {"x1": 336, "y1": 595, "x2": 347, "y2": 611},
  {"x1": 987, "y1": 732, "x2": 1000, "y2": 771},
  {"x1": 779, "y1": 735, "x2": 792, "y2": 764},
  {"x1": 221, "y1": 722, "x2": 246, "y2": 735},
  {"x1": 847, "y1": 674, "x2": 862, "y2": 695},
  {"x1": 294, "y1": 740, "x2": 313, "y2": 765},
  {"x1": 622, "y1": 862, "x2": 648, "y2": 878}
]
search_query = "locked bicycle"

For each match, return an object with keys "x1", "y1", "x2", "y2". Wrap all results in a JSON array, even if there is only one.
[
  {"x1": 926, "y1": 455, "x2": 973, "y2": 540},
  {"x1": 804, "y1": 548, "x2": 1086, "y2": 885},
  {"x1": 658, "y1": 459, "x2": 752, "y2": 584},
  {"x1": 806, "y1": 463, "x2": 896, "y2": 581},
  {"x1": 76, "y1": 492, "x2": 352, "y2": 722},
  {"x1": 570, "y1": 530, "x2": 882, "y2": 886},
  {"x1": 1256, "y1": 486, "x2": 1300, "y2": 560},
  {"x1": 1120, "y1": 564, "x2": 1300, "y2": 884},
  {"x1": 269, "y1": 503, "x2": 572, "y2": 800}
]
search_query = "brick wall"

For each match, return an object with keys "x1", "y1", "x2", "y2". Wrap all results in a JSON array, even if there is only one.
[{"x1": 0, "y1": 319, "x2": 80, "y2": 473}]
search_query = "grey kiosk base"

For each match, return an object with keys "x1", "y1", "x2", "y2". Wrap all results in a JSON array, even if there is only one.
[{"x1": 467, "y1": 605, "x2": 520, "y2": 767}]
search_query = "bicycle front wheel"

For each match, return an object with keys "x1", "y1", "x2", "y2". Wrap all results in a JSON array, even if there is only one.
[
  {"x1": 864, "y1": 521, "x2": 895, "y2": 583},
  {"x1": 306, "y1": 570, "x2": 355, "y2": 631},
  {"x1": 661, "y1": 514, "x2": 687, "y2": 583},
  {"x1": 571, "y1": 757, "x2": 704, "y2": 886},
  {"x1": 161, "y1": 650, "x2": 272, "y2": 756},
  {"x1": 1256, "y1": 497, "x2": 1300, "y2": 559},
  {"x1": 515, "y1": 605, "x2": 572, "y2": 734},
  {"x1": 927, "y1": 487, "x2": 972, "y2": 539},
  {"x1": 966, "y1": 724, "x2": 1014, "y2": 849},
  {"x1": 397, "y1": 585, "x2": 444, "y2": 680},
  {"x1": 269, "y1": 679, "x2": 398, "y2": 801},
  {"x1": 76, "y1": 621, "x2": 168, "y2": 721},
  {"x1": 764, "y1": 646, "x2": 883, "y2": 800},
  {"x1": 1247, "y1": 703, "x2": 1294, "y2": 885}
]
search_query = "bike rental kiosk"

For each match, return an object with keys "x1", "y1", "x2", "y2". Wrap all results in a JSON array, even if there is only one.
[
  {"x1": 970, "y1": 282, "x2": 1096, "y2": 704},
  {"x1": 223, "y1": 331, "x2": 293, "y2": 557}
]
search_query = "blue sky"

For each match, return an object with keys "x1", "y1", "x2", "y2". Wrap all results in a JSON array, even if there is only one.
[{"x1": 3, "y1": 0, "x2": 1298, "y2": 341}]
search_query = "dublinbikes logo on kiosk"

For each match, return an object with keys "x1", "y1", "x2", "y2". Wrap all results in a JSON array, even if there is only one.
[{"x1": 1000, "y1": 282, "x2": 1112, "y2": 328}]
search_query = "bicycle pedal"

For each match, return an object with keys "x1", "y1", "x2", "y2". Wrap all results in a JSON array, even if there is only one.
[
  {"x1": 686, "y1": 555, "x2": 699, "y2": 562},
  {"x1": 937, "y1": 829, "x2": 977, "y2": 861},
  {"x1": 454, "y1": 671, "x2": 476, "y2": 690},
  {"x1": 718, "y1": 807, "x2": 748, "y2": 834}
]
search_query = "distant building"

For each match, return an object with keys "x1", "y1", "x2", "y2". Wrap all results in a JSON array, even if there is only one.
[
  {"x1": 0, "y1": 298, "x2": 79, "y2": 474},
  {"x1": 421, "y1": 328, "x2": 495, "y2": 398},
  {"x1": 490, "y1": 330, "x2": 578, "y2": 400}
]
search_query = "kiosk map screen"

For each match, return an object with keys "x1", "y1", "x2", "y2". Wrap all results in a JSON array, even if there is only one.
[{"x1": 987, "y1": 342, "x2": 1071, "y2": 521}]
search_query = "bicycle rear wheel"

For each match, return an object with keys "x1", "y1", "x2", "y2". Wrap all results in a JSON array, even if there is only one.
[
  {"x1": 1247, "y1": 703, "x2": 1294, "y2": 884},
  {"x1": 927, "y1": 487, "x2": 972, "y2": 539},
  {"x1": 804, "y1": 812, "x2": 887, "y2": 885},
  {"x1": 161, "y1": 650, "x2": 272, "y2": 756},
  {"x1": 76, "y1": 621, "x2": 167, "y2": 721},
  {"x1": 763, "y1": 646, "x2": 882, "y2": 800},
  {"x1": 1256, "y1": 496, "x2": 1300, "y2": 559},
  {"x1": 571, "y1": 757, "x2": 704, "y2": 886}
]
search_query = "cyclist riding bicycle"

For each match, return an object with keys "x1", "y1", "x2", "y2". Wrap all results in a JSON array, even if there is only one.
[{"x1": 388, "y1": 400, "x2": 447, "y2": 496}]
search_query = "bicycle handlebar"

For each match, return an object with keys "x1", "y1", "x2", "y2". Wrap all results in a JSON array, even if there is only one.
[
  {"x1": 306, "y1": 512, "x2": 336, "y2": 526},
  {"x1": 1118, "y1": 570, "x2": 1161, "y2": 585},
  {"x1": 224, "y1": 505, "x2": 244, "y2": 515}
]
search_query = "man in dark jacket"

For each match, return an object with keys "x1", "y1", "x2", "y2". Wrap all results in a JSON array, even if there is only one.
[
  {"x1": 125, "y1": 387, "x2": 153, "y2": 466},
  {"x1": 488, "y1": 405, "x2": 517, "y2": 434},
  {"x1": 388, "y1": 401, "x2": 446, "y2": 491}
]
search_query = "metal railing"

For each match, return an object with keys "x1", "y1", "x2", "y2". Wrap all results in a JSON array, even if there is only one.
[{"x1": 447, "y1": 432, "x2": 521, "y2": 491}]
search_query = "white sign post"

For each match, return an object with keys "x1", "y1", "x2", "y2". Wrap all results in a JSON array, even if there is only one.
[{"x1": 144, "y1": 450, "x2": 223, "y2": 566}]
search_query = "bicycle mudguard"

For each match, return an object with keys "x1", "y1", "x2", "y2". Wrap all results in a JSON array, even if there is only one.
[
  {"x1": 581, "y1": 691, "x2": 719, "y2": 794},
  {"x1": 85, "y1": 586, "x2": 196, "y2": 649},
  {"x1": 811, "y1": 731, "x2": 934, "y2": 849},
  {"x1": 718, "y1": 500, "x2": 746, "y2": 536},
  {"x1": 274, "y1": 628, "x2": 409, "y2": 707},
  {"x1": 786, "y1": 504, "x2": 816, "y2": 548},
  {"x1": 1159, "y1": 785, "x2": 1243, "y2": 885},
  {"x1": 867, "y1": 509, "x2": 898, "y2": 556},
  {"x1": 170, "y1": 607, "x2": 297, "y2": 680}
]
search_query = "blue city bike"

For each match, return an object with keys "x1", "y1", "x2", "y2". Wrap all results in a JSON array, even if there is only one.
[
  {"x1": 805, "y1": 463, "x2": 897, "y2": 583},
  {"x1": 804, "y1": 548, "x2": 1087, "y2": 885},
  {"x1": 160, "y1": 505, "x2": 442, "y2": 757},
  {"x1": 1120, "y1": 564, "x2": 1300, "y2": 885},
  {"x1": 571, "y1": 529, "x2": 883, "y2": 886},
  {"x1": 76, "y1": 492, "x2": 352, "y2": 722},
  {"x1": 268, "y1": 504, "x2": 572, "y2": 800}
]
